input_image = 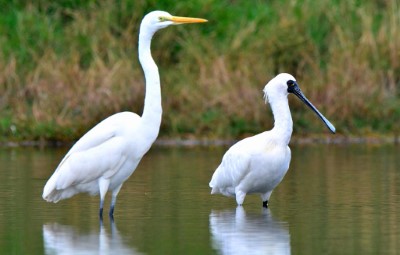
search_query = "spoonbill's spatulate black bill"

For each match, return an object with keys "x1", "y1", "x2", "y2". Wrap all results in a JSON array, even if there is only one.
[{"x1": 287, "y1": 80, "x2": 336, "y2": 133}]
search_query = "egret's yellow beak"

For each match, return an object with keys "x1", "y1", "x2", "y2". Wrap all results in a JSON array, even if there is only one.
[{"x1": 169, "y1": 16, "x2": 208, "y2": 24}]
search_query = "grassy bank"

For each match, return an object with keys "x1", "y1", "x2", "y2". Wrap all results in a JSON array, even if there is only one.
[{"x1": 0, "y1": 0, "x2": 399, "y2": 142}]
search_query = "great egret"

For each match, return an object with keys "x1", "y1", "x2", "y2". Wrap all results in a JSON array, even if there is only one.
[
  {"x1": 209, "y1": 73, "x2": 335, "y2": 207},
  {"x1": 42, "y1": 11, "x2": 207, "y2": 218}
]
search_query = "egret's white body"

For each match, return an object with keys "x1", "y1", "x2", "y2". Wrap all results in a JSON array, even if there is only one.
[
  {"x1": 209, "y1": 73, "x2": 335, "y2": 206},
  {"x1": 42, "y1": 11, "x2": 207, "y2": 217}
]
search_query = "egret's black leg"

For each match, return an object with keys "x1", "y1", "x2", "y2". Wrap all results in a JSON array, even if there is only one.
[
  {"x1": 110, "y1": 214, "x2": 115, "y2": 233},
  {"x1": 109, "y1": 205, "x2": 115, "y2": 219},
  {"x1": 99, "y1": 207, "x2": 104, "y2": 220},
  {"x1": 109, "y1": 184, "x2": 122, "y2": 219},
  {"x1": 99, "y1": 213, "x2": 104, "y2": 227},
  {"x1": 99, "y1": 198, "x2": 104, "y2": 220},
  {"x1": 98, "y1": 178, "x2": 109, "y2": 220},
  {"x1": 262, "y1": 200, "x2": 269, "y2": 208}
]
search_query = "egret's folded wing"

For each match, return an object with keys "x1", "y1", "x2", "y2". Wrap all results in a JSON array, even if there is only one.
[
  {"x1": 57, "y1": 112, "x2": 140, "y2": 170},
  {"x1": 52, "y1": 113, "x2": 142, "y2": 188},
  {"x1": 55, "y1": 136, "x2": 128, "y2": 189},
  {"x1": 43, "y1": 113, "x2": 140, "y2": 199},
  {"x1": 66, "y1": 113, "x2": 140, "y2": 156}
]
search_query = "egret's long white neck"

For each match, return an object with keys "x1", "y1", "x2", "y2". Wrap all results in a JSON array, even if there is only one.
[
  {"x1": 268, "y1": 95, "x2": 293, "y2": 145},
  {"x1": 137, "y1": 25, "x2": 162, "y2": 143}
]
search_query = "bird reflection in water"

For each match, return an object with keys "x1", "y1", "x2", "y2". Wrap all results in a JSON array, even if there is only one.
[
  {"x1": 209, "y1": 207, "x2": 290, "y2": 255},
  {"x1": 43, "y1": 220, "x2": 142, "y2": 255}
]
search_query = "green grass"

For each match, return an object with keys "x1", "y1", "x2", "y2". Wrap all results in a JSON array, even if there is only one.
[{"x1": 0, "y1": 0, "x2": 399, "y2": 142}]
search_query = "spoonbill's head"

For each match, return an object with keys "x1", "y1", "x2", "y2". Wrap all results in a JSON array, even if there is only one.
[
  {"x1": 140, "y1": 11, "x2": 207, "y2": 33},
  {"x1": 263, "y1": 73, "x2": 296, "y2": 103},
  {"x1": 263, "y1": 73, "x2": 336, "y2": 134}
]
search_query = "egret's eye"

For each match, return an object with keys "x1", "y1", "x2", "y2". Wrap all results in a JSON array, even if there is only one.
[
  {"x1": 158, "y1": 16, "x2": 168, "y2": 22},
  {"x1": 287, "y1": 80, "x2": 295, "y2": 87}
]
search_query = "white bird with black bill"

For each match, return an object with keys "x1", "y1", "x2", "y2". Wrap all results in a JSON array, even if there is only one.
[{"x1": 209, "y1": 73, "x2": 335, "y2": 207}]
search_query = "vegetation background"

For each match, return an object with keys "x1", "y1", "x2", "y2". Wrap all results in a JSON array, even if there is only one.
[{"x1": 0, "y1": 0, "x2": 399, "y2": 142}]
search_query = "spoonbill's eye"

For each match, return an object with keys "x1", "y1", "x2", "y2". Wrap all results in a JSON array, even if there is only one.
[{"x1": 287, "y1": 80, "x2": 295, "y2": 87}]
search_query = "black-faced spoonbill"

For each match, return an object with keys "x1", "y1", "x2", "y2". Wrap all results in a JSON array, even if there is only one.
[
  {"x1": 42, "y1": 11, "x2": 207, "y2": 219},
  {"x1": 209, "y1": 73, "x2": 335, "y2": 207}
]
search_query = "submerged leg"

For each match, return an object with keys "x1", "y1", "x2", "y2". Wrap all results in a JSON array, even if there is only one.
[
  {"x1": 98, "y1": 178, "x2": 110, "y2": 220},
  {"x1": 99, "y1": 202, "x2": 104, "y2": 219},
  {"x1": 261, "y1": 191, "x2": 272, "y2": 208},
  {"x1": 109, "y1": 184, "x2": 123, "y2": 218},
  {"x1": 110, "y1": 215, "x2": 116, "y2": 235},
  {"x1": 109, "y1": 208, "x2": 114, "y2": 220}
]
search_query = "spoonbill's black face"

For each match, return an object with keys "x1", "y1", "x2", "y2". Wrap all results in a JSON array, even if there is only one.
[
  {"x1": 286, "y1": 80, "x2": 299, "y2": 94},
  {"x1": 287, "y1": 79, "x2": 336, "y2": 134}
]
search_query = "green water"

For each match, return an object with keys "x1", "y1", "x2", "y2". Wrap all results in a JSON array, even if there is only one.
[{"x1": 0, "y1": 144, "x2": 399, "y2": 254}]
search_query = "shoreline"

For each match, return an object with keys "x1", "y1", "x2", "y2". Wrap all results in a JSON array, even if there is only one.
[{"x1": 1, "y1": 135, "x2": 399, "y2": 148}]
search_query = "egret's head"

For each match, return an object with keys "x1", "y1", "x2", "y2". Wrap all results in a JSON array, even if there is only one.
[
  {"x1": 263, "y1": 73, "x2": 336, "y2": 133},
  {"x1": 141, "y1": 11, "x2": 207, "y2": 33}
]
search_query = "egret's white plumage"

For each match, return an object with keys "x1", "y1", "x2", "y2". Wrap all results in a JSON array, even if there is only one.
[
  {"x1": 42, "y1": 11, "x2": 207, "y2": 218},
  {"x1": 209, "y1": 73, "x2": 335, "y2": 206}
]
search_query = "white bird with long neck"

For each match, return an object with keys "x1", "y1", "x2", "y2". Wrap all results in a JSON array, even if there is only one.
[
  {"x1": 209, "y1": 73, "x2": 335, "y2": 207},
  {"x1": 42, "y1": 11, "x2": 207, "y2": 218}
]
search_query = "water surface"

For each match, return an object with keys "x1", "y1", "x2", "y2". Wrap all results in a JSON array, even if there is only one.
[{"x1": 0, "y1": 144, "x2": 399, "y2": 254}]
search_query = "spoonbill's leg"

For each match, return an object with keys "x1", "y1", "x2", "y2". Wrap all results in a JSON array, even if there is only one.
[
  {"x1": 261, "y1": 191, "x2": 272, "y2": 208},
  {"x1": 109, "y1": 184, "x2": 123, "y2": 218},
  {"x1": 235, "y1": 190, "x2": 246, "y2": 206},
  {"x1": 98, "y1": 178, "x2": 110, "y2": 220}
]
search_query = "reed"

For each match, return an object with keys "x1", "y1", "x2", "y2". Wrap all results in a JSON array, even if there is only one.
[{"x1": 0, "y1": 0, "x2": 399, "y2": 141}]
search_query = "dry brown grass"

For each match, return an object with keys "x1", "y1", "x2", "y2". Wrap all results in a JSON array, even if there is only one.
[{"x1": 0, "y1": 0, "x2": 399, "y2": 141}]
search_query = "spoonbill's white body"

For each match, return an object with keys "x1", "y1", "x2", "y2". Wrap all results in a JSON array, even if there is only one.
[
  {"x1": 42, "y1": 11, "x2": 207, "y2": 218},
  {"x1": 209, "y1": 73, "x2": 335, "y2": 207}
]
